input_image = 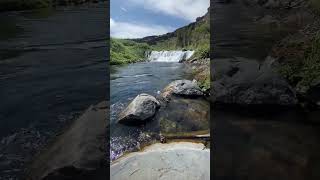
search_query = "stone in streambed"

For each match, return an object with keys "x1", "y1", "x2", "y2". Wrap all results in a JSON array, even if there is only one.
[
  {"x1": 161, "y1": 80, "x2": 203, "y2": 99},
  {"x1": 117, "y1": 94, "x2": 160, "y2": 125},
  {"x1": 156, "y1": 97, "x2": 209, "y2": 134}
]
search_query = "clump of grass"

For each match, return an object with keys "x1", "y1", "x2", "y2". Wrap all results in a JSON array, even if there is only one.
[
  {"x1": 278, "y1": 32, "x2": 320, "y2": 90},
  {"x1": 298, "y1": 32, "x2": 320, "y2": 87},
  {"x1": 192, "y1": 65, "x2": 210, "y2": 91},
  {"x1": 191, "y1": 43, "x2": 210, "y2": 59}
]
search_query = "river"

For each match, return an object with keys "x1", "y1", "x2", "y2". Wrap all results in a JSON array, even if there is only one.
[
  {"x1": 0, "y1": 3, "x2": 108, "y2": 179},
  {"x1": 110, "y1": 53, "x2": 197, "y2": 161}
]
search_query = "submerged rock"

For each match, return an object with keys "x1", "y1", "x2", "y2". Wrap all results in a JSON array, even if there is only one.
[
  {"x1": 117, "y1": 94, "x2": 160, "y2": 125},
  {"x1": 156, "y1": 97, "x2": 209, "y2": 134},
  {"x1": 211, "y1": 58, "x2": 298, "y2": 106},
  {"x1": 161, "y1": 80, "x2": 203, "y2": 99}
]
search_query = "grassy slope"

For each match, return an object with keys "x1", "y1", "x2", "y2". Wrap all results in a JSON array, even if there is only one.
[{"x1": 110, "y1": 38, "x2": 152, "y2": 65}]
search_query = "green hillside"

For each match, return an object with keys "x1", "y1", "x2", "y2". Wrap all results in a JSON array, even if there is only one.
[
  {"x1": 110, "y1": 10, "x2": 210, "y2": 64},
  {"x1": 110, "y1": 38, "x2": 151, "y2": 65},
  {"x1": 152, "y1": 14, "x2": 210, "y2": 52}
]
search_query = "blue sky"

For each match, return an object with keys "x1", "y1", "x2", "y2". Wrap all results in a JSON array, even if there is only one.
[{"x1": 110, "y1": 0, "x2": 209, "y2": 39}]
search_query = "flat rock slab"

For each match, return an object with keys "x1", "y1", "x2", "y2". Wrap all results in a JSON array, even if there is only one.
[{"x1": 110, "y1": 142, "x2": 210, "y2": 180}]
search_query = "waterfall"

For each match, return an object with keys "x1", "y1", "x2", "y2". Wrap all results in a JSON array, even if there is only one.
[{"x1": 147, "y1": 50, "x2": 194, "y2": 62}]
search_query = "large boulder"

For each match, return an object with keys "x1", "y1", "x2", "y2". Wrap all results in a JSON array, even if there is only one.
[
  {"x1": 117, "y1": 94, "x2": 160, "y2": 125},
  {"x1": 26, "y1": 101, "x2": 108, "y2": 180},
  {"x1": 161, "y1": 80, "x2": 203, "y2": 99},
  {"x1": 211, "y1": 57, "x2": 298, "y2": 106}
]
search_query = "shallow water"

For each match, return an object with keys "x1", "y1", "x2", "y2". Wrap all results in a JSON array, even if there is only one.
[{"x1": 110, "y1": 61, "x2": 195, "y2": 161}]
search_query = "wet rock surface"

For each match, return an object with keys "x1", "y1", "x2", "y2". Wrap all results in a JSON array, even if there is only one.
[
  {"x1": 211, "y1": 57, "x2": 298, "y2": 106},
  {"x1": 117, "y1": 94, "x2": 160, "y2": 125},
  {"x1": 161, "y1": 80, "x2": 203, "y2": 99},
  {"x1": 26, "y1": 101, "x2": 108, "y2": 180},
  {"x1": 111, "y1": 142, "x2": 210, "y2": 180},
  {"x1": 156, "y1": 96, "x2": 209, "y2": 134}
]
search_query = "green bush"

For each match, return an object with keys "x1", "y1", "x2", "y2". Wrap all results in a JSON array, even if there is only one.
[
  {"x1": 192, "y1": 43, "x2": 210, "y2": 59},
  {"x1": 278, "y1": 32, "x2": 320, "y2": 88},
  {"x1": 298, "y1": 32, "x2": 320, "y2": 86},
  {"x1": 110, "y1": 38, "x2": 152, "y2": 65}
]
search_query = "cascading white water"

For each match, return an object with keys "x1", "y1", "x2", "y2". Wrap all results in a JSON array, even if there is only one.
[{"x1": 147, "y1": 50, "x2": 194, "y2": 62}]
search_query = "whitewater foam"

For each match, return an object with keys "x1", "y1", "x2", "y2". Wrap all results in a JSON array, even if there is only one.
[{"x1": 147, "y1": 50, "x2": 194, "y2": 62}]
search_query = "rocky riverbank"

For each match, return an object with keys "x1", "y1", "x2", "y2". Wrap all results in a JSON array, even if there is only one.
[
  {"x1": 211, "y1": 0, "x2": 320, "y2": 112},
  {"x1": 111, "y1": 74, "x2": 210, "y2": 161}
]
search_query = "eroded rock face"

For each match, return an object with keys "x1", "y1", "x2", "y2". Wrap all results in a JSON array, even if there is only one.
[
  {"x1": 117, "y1": 94, "x2": 160, "y2": 125},
  {"x1": 161, "y1": 80, "x2": 203, "y2": 99},
  {"x1": 211, "y1": 58, "x2": 298, "y2": 106}
]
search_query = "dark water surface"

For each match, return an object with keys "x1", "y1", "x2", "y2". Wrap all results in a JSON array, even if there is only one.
[
  {"x1": 0, "y1": 3, "x2": 107, "y2": 178},
  {"x1": 110, "y1": 62, "x2": 193, "y2": 161}
]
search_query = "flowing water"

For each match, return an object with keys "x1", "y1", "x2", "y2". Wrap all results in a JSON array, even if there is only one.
[
  {"x1": 147, "y1": 50, "x2": 194, "y2": 62},
  {"x1": 0, "y1": 3, "x2": 107, "y2": 178},
  {"x1": 110, "y1": 51, "x2": 196, "y2": 161}
]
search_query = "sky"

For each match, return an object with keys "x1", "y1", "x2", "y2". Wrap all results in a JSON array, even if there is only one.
[{"x1": 110, "y1": 0, "x2": 210, "y2": 39}]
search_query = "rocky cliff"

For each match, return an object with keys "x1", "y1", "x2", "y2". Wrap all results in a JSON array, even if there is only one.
[{"x1": 133, "y1": 8, "x2": 210, "y2": 50}]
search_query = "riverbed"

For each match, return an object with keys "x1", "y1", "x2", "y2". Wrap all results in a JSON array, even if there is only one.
[{"x1": 0, "y1": 3, "x2": 107, "y2": 179}]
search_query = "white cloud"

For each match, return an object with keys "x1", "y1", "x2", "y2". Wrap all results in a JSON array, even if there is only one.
[
  {"x1": 128, "y1": 0, "x2": 209, "y2": 21},
  {"x1": 121, "y1": 7, "x2": 128, "y2": 12},
  {"x1": 110, "y1": 18, "x2": 174, "y2": 39}
]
